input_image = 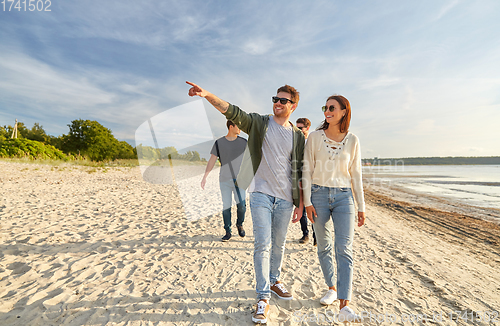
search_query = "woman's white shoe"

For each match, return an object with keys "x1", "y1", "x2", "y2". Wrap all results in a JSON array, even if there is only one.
[
  {"x1": 338, "y1": 306, "x2": 362, "y2": 323},
  {"x1": 320, "y1": 289, "x2": 338, "y2": 305}
]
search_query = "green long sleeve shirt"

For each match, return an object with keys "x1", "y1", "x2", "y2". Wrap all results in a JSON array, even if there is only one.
[{"x1": 223, "y1": 103, "x2": 305, "y2": 207}]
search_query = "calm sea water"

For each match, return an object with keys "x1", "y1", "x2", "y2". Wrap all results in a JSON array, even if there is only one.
[{"x1": 362, "y1": 165, "x2": 500, "y2": 209}]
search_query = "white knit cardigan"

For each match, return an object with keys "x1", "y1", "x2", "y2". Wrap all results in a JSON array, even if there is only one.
[{"x1": 302, "y1": 130, "x2": 365, "y2": 212}]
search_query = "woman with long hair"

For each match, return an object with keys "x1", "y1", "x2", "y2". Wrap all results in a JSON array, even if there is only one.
[{"x1": 302, "y1": 94, "x2": 365, "y2": 323}]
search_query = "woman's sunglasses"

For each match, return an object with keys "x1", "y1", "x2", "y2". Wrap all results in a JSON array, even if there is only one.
[
  {"x1": 322, "y1": 105, "x2": 345, "y2": 112},
  {"x1": 272, "y1": 96, "x2": 294, "y2": 105}
]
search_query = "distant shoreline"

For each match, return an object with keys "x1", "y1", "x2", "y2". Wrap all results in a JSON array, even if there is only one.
[
  {"x1": 362, "y1": 156, "x2": 500, "y2": 165},
  {"x1": 363, "y1": 163, "x2": 500, "y2": 166}
]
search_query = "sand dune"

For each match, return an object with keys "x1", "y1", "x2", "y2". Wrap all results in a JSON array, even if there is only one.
[{"x1": 1, "y1": 161, "x2": 499, "y2": 325}]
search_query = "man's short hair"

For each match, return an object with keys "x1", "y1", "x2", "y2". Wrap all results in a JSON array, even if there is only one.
[
  {"x1": 296, "y1": 118, "x2": 311, "y2": 128},
  {"x1": 226, "y1": 120, "x2": 236, "y2": 129},
  {"x1": 277, "y1": 85, "x2": 300, "y2": 104}
]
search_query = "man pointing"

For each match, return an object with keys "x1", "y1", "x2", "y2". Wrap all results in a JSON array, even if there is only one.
[{"x1": 187, "y1": 81, "x2": 305, "y2": 324}]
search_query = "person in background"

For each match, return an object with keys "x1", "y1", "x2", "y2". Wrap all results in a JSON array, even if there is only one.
[
  {"x1": 302, "y1": 95, "x2": 365, "y2": 323},
  {"x1": 201, "y1": 120, "x2": 247, "y2": 242},
  {"x1": 296, "y1": 118, "x2": 316, "y2": 246}
]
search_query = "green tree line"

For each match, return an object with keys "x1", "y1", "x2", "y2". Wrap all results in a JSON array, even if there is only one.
[
  {"x1": 136, "y1": 144, "x2": 202, "y2": 162},
  {"x1": 0, "y1": 120, "x2": 137, "y2": 161},
  {"x1": 0, "y1": 119, "x2": 204, "y2": 162}
]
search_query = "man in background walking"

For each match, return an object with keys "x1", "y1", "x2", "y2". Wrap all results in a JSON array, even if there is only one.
[
  {"x1": 201, "y1": 120, "x2": 247, "y2": 242},
  {"x1": 296, "y1": 118, "x2": 316, "y2": 246}
]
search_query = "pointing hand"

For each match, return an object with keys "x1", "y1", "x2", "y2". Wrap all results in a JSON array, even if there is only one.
[{"x1": 186, "y1": 81, "x2": 208, "y2": 98}]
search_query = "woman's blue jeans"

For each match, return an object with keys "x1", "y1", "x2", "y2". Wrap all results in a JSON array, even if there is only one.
[
  {"x1": 311, "y1": 185, "x2": 355, "y2": 301},
  {"x1": 250, "y1": 192, "x2": 294, "y2": 300}
]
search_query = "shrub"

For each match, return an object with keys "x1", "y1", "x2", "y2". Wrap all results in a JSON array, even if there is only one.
[{"x1": 0, "y1": 138, "x2": 69, "y2": 160}]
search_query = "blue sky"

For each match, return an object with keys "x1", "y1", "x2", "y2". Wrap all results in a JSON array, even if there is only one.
[{"x1": 1, "y1": 0, "x2": 499, "y2": 158}]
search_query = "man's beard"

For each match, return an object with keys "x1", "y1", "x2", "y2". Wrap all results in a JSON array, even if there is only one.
[{"x1": 273, "y1": 107, "x2": 290, "y2": 118}]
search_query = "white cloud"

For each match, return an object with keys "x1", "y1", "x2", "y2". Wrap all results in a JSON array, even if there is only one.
[
  {"x1": 433, "y1": 0, "x2": 461, "y2": 22},
  {"x1": 0, "y1": 53, "x2": 114, "y2": 109},
  {"x1": 404, "y1": 119, "x2": 436, "y2": 135},
  {"x1": 243, "y1": 38, "x2": 273, "y2": 55},
  {"x1": 359, "y1": 77, "x2": 401, "y2": 90},
  {"x1": 0, "y1": 50, "x2": 177, "y2": 141},
  {"x1": 53, "y1": 1, "x2": 227, "y2": 48}
]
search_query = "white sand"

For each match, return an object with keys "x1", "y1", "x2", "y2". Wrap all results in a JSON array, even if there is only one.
[{"x1": 1, "y1": 161, "x2": 499, "y2": 325}]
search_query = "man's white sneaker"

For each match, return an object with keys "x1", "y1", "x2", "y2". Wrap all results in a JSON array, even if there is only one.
[
  {"x1": 338, "y1": 306, "x2": 362, "y2": 323},
  {"x1": 320, "y1": 289, "x2": 338, "y2": 305}
]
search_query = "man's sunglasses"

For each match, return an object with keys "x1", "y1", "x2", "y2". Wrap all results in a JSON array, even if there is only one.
[
  {"x1": 322, "y1": 105, "x2": 345, "y2": 112},
  {"x1": 272, "y1": 96, "x2": 294, "y2": 105}
]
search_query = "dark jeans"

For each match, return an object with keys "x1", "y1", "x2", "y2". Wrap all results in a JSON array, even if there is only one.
[
  {"x1": 300, "y1": 207, "x2": 315, "y2": 239},
  {"x1": 220, "y1": 179, "x2": 246, "y2": 233}
]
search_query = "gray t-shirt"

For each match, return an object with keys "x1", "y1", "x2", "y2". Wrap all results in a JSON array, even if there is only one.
[
  {"x1": 210, "y1": 136, "x2": 247, "y2": 182},
  {"x1": 250, "y1": 117, "x2": 293, "y2": 203}
]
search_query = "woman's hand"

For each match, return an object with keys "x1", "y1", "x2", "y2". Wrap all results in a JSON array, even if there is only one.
[
  {"x1": 357, "y1": 212, "x2": 365, "y2": 227},
  {"x1": 305, "y1": 205, "x2": 317, "y2": 224}
]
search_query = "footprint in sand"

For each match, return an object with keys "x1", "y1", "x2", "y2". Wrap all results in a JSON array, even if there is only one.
[
  {"x1": 299, "y1": 282, "x2": 316, "y2": 298},
  {"x1": 359, "y1": 292, "x2": 376, "y2": 303}
]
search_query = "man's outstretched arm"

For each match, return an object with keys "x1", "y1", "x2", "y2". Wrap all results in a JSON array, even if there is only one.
[
  {"x1": 201, "y1": 154, "x2": 218, "y2": 190},
  {"x1": 186, "y1": 81, "x2": 229, "y2": 113},
  {"x1": 186, "y1": 80, "x2": 255, "y2": 134}
]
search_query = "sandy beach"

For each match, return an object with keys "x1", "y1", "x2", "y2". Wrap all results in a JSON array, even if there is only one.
[{"x1": 1, "y1": 161, "x2": 499, "y2": 325}]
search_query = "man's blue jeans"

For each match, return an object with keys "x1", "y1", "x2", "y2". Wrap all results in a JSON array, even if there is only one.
[
  {"x1": 220, "y1": 179, "x2": 246, "y2": 233},
  {"x1": 250, "y1": 192, "x2": 294, "y2": 300},
  {"x1": 311, "y1": 185, "x2": 356, "y2": 301},
  {"x1": 299, "y1": 207, "x2": 315, "y2": 240}
]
